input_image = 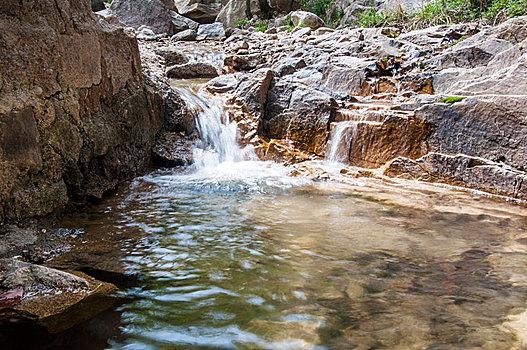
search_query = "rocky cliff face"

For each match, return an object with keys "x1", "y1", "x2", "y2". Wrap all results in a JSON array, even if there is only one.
[{"x1": 0, "y1": 0, "x2": 165, "y2": 223}]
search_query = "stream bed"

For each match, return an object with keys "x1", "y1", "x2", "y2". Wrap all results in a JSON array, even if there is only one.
[{"x1": 17, "y1": 159, "x2": 527, "y2": 350}]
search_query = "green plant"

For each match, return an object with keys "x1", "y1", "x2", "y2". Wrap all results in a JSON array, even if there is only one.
[
  {"x1": 234, "y1": 18, "x2": 249, "y2": 28},
  {"x1": 357, "y1": 8, "x2": 391, "y2": 27},
  {"x1": 438, "y1": 95, "x2": 467, "y2": 103},
  {"x1": 254, "y1": 21, "x2": 268, "y2": 32},
  {"x1": 484, "y1": 0, "x2": 527, "y2": 20}
]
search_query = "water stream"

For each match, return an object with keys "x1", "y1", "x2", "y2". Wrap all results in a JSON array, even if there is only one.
[{"x1": 14, "y1": 84, "x2": 527, "y2": 349}]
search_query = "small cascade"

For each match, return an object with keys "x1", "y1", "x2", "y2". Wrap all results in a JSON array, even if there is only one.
[
  {"x1": 173, "y1": 87, "x2": 255, "y2": 169},
  {"x1": 326, "y1": 121, "x2": 357, "y2": 163}
]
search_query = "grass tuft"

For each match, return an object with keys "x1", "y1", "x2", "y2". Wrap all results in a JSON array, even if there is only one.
[{"x1": 438, "y1": 96, "x2": 467, "y2": 103}]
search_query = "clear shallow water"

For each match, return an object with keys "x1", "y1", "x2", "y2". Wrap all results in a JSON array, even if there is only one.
[
  {"x1": 40, "y1": 160, "x2": 527, "y2": 350},
  {"x1": 10, "y1": 84, "x2": 527, "y2": 349}
]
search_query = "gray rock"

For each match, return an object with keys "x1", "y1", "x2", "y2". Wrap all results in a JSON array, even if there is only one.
[
  {"x1": 417, "y1": 96, "x2": 527, "y2": 172},
  {"x1": 0, "y1": 258, "x2": 117, "y2": 331},
  {"x1": 272, "y1": 57, "x2": 307, "y2": 77},
  {"x1": 196, "y1": 22, "x2": 226, "y2": 40},
  {"x1": 166, "y1": 62, "x2": 219, "y2": 78},
  {"x1": 216, "y1": 0, "x2": 260, "y2": 29},
  {"x1": 385, "y1": 153, "x2": 527, "y2": 200},
  {"x1": 155, "y1": 47, "x2": 189, "y2": 66},
  {"x1": 152, "y1": 132, "x2": 194, "y2": 167},
  {"x1": 171, "y1": 29, "x2": 198, "y2": 41},
  {"x1": 91, "y1": 0, "x2": 106, "y2": 12},
  {"x1": 262, "y1": 77, "x2": 337, "y2": 155},
  {"x1": 174, "y1": 0, "x2": 221, "y2": 23},
  {"x1": 170, "y1": 11, "x2": 200, "y2": 32},
  {"x1": 110, "y1": 0, "x2": 175, "y2": 34},
  {"x1": 290, "y1": 10, "x2": 324, "y2": 30}
]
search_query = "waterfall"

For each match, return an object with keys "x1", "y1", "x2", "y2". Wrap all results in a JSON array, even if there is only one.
[
  {"x1": 326, "y1": 121, "x2": 356, "y2": 163},
  {"x1": 174, "y1": 87, "x2": 255, "y2": 169}
]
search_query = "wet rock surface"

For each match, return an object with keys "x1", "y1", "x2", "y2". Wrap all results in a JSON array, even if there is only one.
[{"x1": 140, "y1": 14, "x2": 527, "y2": 200}]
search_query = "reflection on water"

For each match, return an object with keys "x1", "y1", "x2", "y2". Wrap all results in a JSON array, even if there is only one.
[{"x1": 42, "y1": 161, "x2": 527, "y2": 350}]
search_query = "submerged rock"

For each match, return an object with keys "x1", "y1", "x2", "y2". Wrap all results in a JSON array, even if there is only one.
[{"x1": 0, "y1": 259, "x2": 117, "y2": 332}]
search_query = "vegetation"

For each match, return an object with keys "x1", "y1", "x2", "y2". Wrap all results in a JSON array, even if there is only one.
[
  {"x1": 355, "y1": 0, "x2": 527, "y2": 29},
  {"x1": 358, "y1": 8, "x2": 393, "y2": 27},
  {"x1": 298, "y1": 0, "x2": 344, "y2": 27},
  {"x1": 254, "y1": 21, "x2": 269, "y2": 32},
  {"x1": 438, "y1": 95, "x2": 467, "y2": 103},
  {"x1": 234, "y1": 18, "x2": 249, "y2": 29}
]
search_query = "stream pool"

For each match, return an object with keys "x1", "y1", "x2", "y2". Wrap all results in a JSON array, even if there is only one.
[{"x1": 17, "y1": 160, "x2": 527, "y2": 350}]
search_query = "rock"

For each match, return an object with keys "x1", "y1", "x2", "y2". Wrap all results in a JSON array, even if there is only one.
[
  {"x1": 417, "y1": 96, "x2": 527, "y2": 171},
  {"x1": 155, "y1": 47, "x2": 189, "y2": 65},
  {"x1": 262, "y1": 78, "x2": 337, "y2": 155},
  {"x1": 136, "y1": 26, "x2": 160, "y2": 40},
  {"x1": 0, "y1": 0, "x2": 164, "y2": 223},
  {"x1": 224, "y1": 54, "x2": 265, "y2": 72},
  {"x1": 161, "y1": 0, "x2": 177, "y2": 10},
  {"x1": 272, "y1": 57, "x2": 307, "y2": 77},
  {"x1": 174, "y1": 0, "x2": 221, "y2": 24},
  {"x1": 217, "y1": 0, "x2": 261, "y2": 29},
  {"x1": 321, "y1": 56, "x2": 378, "y2": 97},
  {"x1": 290, "y1": 10, "x2": 324, "y2": 30},
  {"x1": 152, "y1": 132, "x2": 194, "y2": 167},
  {"x1": 314, "y1": 27, "x2": 334, "y2": 35},
  {"x1": 206, "y1": 75, "x2": 241, "y2": 93},
  {"x1": 164, "y1": 89, "x2": 196, "y2": 134},
  {"x1": 110, "y1": 0, "x2": 175, "y2": 34},
  {"x1": 0, "y1": 258, "x2": 117, "y2": 332},
  {"x1": 196, "y1": 22, "x2": 226, "y2": 40},
  {"x1": 171, "y1": 29, "x2": 198, "y2": 41},
  {"x1": 170, "y1": 11, "x2": 200, "y2": 32},
  {"x1": 268, "y1": 0, "x2": 299, "y2": 12},
  {"x1": 384, "y1": 153, "x2": 527, "y2": 200},
  {"x1": 91, "y1": 0, "x2": 106, "y2": 12},
  {"x1": 166, "y1": 62, "x2": 219, "y2": 78},
  {"x1": 291, "y1": 26, "x2": 312, "y2": 37},
  {"x1": 234, "y1": 69, "x2": 274, "y2": 118}
]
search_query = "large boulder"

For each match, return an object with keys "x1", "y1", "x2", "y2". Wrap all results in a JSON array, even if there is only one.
[
  {"x1": 262, "y1": 77, "x2": 337, "y2": 155},
  {"x1": 216, "y1": 0, "x2": 261, "y2": 28},
  {"x1": 152, "y1": 132, "x2": 194, "y2": 167},
  {"x1": 0, "y1": 0, "x2": 164, "y2": 223},
  {"x1": 110, "y1": 0, "x2": 175, "y2": 34},
  {"x1": 290, "y1": 11, "x2": 324, "y2": 30},
  {"x1": 418, "y1": 96, "x2": 527, "y2": 171},
  {"x1": 170, "y1": 11, "x2": 200, "y2": 32},
  {"x1": 174, "y1": 0, "x2": 222, "y2": 24}
]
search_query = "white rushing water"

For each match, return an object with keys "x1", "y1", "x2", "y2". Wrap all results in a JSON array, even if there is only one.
[
  {"x1": 167, "y1": 86, "x2": 308, "y2": 190},
  {"x1": 326, "y1": 121, "x2": 357, "y2": 163},
  {"x1": 174, "y1": 87, "x2": 256, "y2": 169}
]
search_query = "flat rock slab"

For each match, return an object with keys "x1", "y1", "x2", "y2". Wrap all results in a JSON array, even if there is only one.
[{"x1": 0, "y1": 258, "x2": 117, "y2": 332}]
